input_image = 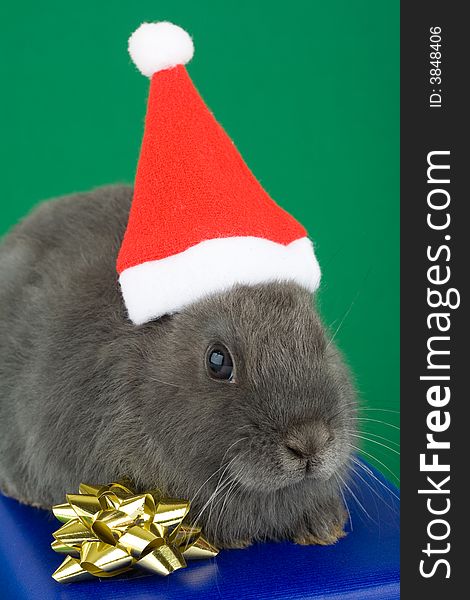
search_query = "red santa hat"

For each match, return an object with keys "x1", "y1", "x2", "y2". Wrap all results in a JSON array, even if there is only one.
[{"x1": 117, "y1": 22, "x2": 321, "y2": 325}]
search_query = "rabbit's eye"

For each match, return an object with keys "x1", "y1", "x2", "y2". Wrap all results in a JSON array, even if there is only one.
[{"x1": 206, "y1": 343, "x2": 234, "y2": 382}]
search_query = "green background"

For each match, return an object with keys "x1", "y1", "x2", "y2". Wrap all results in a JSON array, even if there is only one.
[{"x1": 0, "y1": 1, "x2": 399, "y2": 483}]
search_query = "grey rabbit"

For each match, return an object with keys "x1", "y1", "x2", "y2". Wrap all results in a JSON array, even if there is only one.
[{"x1": 0, "y1": 185, "x2": 357, "y2": 548}]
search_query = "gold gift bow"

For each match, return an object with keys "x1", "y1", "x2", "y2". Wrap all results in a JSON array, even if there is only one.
[{"x1": 51, "y1": 481, "x2": 218, "y2": 582}]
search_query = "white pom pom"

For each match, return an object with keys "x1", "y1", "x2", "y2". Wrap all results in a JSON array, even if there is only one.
[{"x1": 128, "y1": 22, "x2": 194, "y2": 77}]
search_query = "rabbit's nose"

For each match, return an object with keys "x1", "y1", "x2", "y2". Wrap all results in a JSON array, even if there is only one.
[{"x1": 284, "y1": 420, "x2": 333, "y2": 460}]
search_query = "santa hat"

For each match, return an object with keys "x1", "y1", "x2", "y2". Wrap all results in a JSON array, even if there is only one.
[{"x1": 117, "y1": 22, "x2": 321, "y2": 325}]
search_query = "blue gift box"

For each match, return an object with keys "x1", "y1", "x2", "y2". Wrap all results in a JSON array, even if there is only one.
[{"x1": 0, "y1": 460, "x2": 399, "y2": 599}]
